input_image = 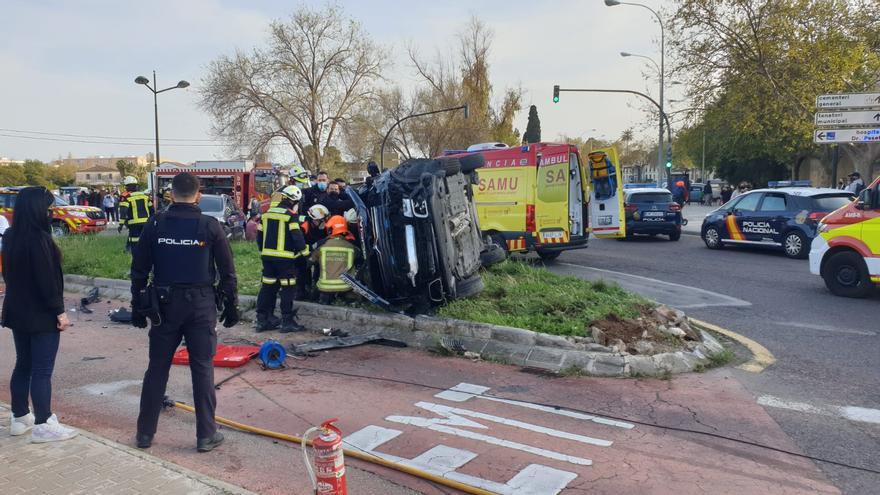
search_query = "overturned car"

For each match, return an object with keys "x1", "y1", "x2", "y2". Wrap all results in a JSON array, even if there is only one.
[{"x1": 346, "y1": 154, "x2": 493, "y2": 311}]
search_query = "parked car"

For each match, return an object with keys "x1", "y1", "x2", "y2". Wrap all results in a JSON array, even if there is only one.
[
  {"x1": 0, "y1": 187, "x2": 107, "y2": 236},
  {"x1": 198, "y1": 193, "x2": 245, "y2": 240},
  {"x1": 701, "y1": 187, "x2": 855, "y2": 259},
  {"x1": 623, "y1": 188, "x2": 683, "y2": 241},
  {"x1": 347, "y1": 155, "x2": 487, "y2": 311}
]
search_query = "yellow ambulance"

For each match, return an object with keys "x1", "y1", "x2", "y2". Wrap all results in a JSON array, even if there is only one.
[
  {"x1": 445, "y1": 142, "x2": 624, "y2": 261},
  {"x1": 809, "y1": 175, "x2": 880, "y2": 297}
]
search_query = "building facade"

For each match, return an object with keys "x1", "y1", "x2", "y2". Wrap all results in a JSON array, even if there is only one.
[
  {"x1": 53, "y1": 155, "x2": 149, "y2": 170},
  {"x1": 75, "y1": 166, "x2": 122, "y2": 186}
]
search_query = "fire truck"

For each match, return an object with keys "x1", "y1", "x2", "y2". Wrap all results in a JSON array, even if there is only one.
[{"x1": 152, "y1": 160, "x2": 283, "y2": 212}]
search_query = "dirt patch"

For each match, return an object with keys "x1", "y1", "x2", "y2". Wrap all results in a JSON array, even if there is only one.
[{"x1": 589, "y1": 306, "x2": 702, "y2": 356}]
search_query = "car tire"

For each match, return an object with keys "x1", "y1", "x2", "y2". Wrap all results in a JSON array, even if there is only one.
[
  {"x1": 454, "y1": 274, "x2": 485, "y2": 299},
  {"x1": 822, "y1": 251, "x2": 873, "y2": 298},
  {"x1": 783, "y1": 230, "x2": 808, "y2": 259},
  {"x1": 703, "y1": 226, "x2": 722, "y2": 249},
  {"x1": 439, "y1": 158, "x2": 462, "y2": 177},
  {"x1": 537, "y1": 251, "x2": 561, "y2": 262},
  {"x1": 51, "y1": 221, "x2": 69, "y2": 237},
  {"x1": 480, "y1": 243, "x2": 507, "y2": 266},
  {"x1": 669, "y1": 231, "x2": 681, "y2": 241},
  {"x1": 459, "y1": 154, "x2": 485, "y2": 173}
]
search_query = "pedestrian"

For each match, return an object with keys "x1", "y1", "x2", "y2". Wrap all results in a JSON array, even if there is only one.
[
  {"x1": 1, "y1": 187, "x2": 78, "y2": 443},
  {"x1": 89, "y1": 189, "x2": 100, "y2": 209},
  {"x1": 78, "y1": 190, "x2": 88, "y2": 206},
  {"x1": 249, "y1": 196, "x2": 261, "y2": 218},
  {"x1": 334, "y1": 178, "x2": 348, "y2": 192},
  {"x1": 102, "y1": 191, "x2": 116, "y2": 222},
  {"x1": 118, "y1": 176, "x2": 154, "y2": 252},
  {"x1": 846, "y1": 172, "x2": 865, "y2": 195},
  {"x1": 0, "y1": 212, "x2": 8, "y2": 282},
  {"x1": 255, "y1": 185, "x2": 308, "y2": 333},
  {"x1": 131, "y1": 172, "x2": 239, "y2": 452},
  {"x1": 837, "y1": 178, "x2": 847, "y2": 190},
  {"x1": 269, "y1": 163, "x2": 310, "y2": 209},
  {"x1": 245, "y1": 213, "x2": 260, "y2": 241},
  {"x1": 319, "y1": 181, "x2": 354, "y2": 215},
  {"x1": 312, "y1": 216, "x2": 360, "y2": 305},
  {"x1": 300, "y1": 171, "x2": 332, "y2": 212},
  {"x1": 113, "y1": 191, "x2": 121, "y2": 220},
  {"x1": 730, "y1": 182, "x2": 746, "y2": 200},
  {"x1": 703, "y1": 182, "x2": 713, "y2": 206},
  {"x1": 721, "y1": 185, "x2": 733, "y2": 204}
]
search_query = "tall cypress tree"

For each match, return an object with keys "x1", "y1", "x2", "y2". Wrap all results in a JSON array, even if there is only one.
[{"x1": 523, "y1": 105, "x2": 541, "y2": 144}]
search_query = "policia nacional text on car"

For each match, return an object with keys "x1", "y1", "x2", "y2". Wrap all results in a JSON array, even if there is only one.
[{"x1": 129, "y1": 173, "x2": 240, "y2": 452}]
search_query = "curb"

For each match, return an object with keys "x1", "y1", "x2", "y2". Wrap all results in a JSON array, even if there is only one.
[
  {"x1": 0, "y1": 401, "x2": 256, "y2": 495},
  {"x1": 690, "y1": 318, "x2": 776, "y2": 373},
  {"x1": 64, "y1": 275, "x2": 728, "y2": 378}
]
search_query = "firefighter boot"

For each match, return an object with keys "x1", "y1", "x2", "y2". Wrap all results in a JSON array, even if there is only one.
[
  {"x1": 255, "y1": 313, "x2": 280, "y2": 333},
  {"x1": 280, "y1": 312, "x2": 304, "y2": 333}
]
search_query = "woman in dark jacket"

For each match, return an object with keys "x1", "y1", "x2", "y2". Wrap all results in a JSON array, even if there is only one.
[{"x1": 1, "y1": 187, "x2": 78, "y2": 443}]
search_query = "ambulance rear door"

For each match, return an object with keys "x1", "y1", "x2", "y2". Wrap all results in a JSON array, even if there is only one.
[
  {"x1": 535, "y1": 145, "x2": 571, "y2": 244},
  {"x1": 587, "y1": 146, "x2": 626, "y2": 238}
]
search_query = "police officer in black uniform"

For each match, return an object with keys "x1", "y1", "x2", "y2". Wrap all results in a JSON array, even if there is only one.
[
  {"x1": 130, "y1": 173, "x2": 239, "y2": 453},
  {"x1": 256, "y1": 185, "x2": 308, "y2": 332}
]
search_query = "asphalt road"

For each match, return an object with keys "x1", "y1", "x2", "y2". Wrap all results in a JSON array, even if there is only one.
[{"x1": 551, "y1": 234, "x2": 880, "y2": 494}]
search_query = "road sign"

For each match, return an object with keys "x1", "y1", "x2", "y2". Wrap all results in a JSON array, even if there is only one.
[
  {"x1": 815, "y1": 110, "x2": 880, "y2": 126},
  {"x1": 814, "y1": 128, "x2": 880, "y2": 144},
  {"x1": 816, "y1": 93, "x2": 880, "y2": 110}
]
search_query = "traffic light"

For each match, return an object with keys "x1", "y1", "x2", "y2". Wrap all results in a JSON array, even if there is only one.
[
  {"x1": 665, "y1": 146, "x2": 673, "y2": 169},
  {"x1": 553, "y1": 85, "x2": 560, "y2": 103}
]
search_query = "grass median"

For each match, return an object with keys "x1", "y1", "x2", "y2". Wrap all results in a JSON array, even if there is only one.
[{"x1": 57, "y1": 235, "x2": 649, "y2": 336}]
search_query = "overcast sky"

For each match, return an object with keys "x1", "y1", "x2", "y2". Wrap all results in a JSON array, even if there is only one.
[{"x1": 0, "y1": 0, "x2": 678, "y2": 164}]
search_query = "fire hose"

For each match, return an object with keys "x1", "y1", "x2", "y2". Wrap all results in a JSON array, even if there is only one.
[{"x1": 166, "y1": 400, "x2": 497, "y2": 495}]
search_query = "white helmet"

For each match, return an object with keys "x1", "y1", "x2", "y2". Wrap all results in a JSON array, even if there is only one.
[
  {"x1": 279, "y1": 185, "x2": 302, "y2": 203},
  {"x1": 123, "y1": 176, "x2": 138, "y2": 186},
  {"x1": 307, "y1": 204, "x2": 330, "y2": 221},
  {"x1": 343, "y1": 208, "x2": 359, "y2": 224}
]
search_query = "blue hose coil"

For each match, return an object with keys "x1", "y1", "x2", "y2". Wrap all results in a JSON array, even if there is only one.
[{"x1": 259, "y1": 340, "x2": 286, "y2": 369}]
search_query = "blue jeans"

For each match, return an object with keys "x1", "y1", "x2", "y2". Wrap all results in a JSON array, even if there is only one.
[{"x1": 10, "y1": 330, "x2": 60, "y2": 424}]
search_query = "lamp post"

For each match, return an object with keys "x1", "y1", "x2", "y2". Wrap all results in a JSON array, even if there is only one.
[
  {"x1": 606, "y1": 0, "x2": 666, "y2": 181},
  {"x1": 379, "y1": 104, "x2": 469, "y2": 170},
  {"x1": 134, "y1": 71, "x2": 190, "y2": 170},
  {"x1": 620, "y1": 51, "x2": 660, "y2": 74}
]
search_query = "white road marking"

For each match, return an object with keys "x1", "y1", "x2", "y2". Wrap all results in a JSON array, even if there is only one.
[
  {"x1": 770, "y1": 321, "x2": 876, "y2": 336},
  {"x1": 555, "y1": 262, "x2": 751, "y2": 309},
  {"x1": 758, "y1": 395, "x2": 880, "y2": 425},
  {"x1": 386, "y1": 414, "x2": 592, "y2": 465},
  {"x1": 435, "y1": 382, "x2": 635, "y2": 430},
  {"x1": 414, "y1": 401, "x2": 613, "y2": 447},
  {"x1": 346, "y1": 425, "x2": 577, "y2": 495}
]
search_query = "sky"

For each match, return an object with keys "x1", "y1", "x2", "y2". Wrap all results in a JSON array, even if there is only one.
[{"x1": 0, "y1": 0, "x2": 678, "y2": 164}]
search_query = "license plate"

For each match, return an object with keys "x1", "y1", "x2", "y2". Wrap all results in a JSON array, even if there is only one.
[
  {"x1": 643, "y1": 211, "x2": 664, "y2": 217},
  {"x1": 598, "y1": 216, "x2": 612, "y2": 226},
  {"x1": 642, "y1": 218, "x2": 664, "y2": 222},
  {"x1": 542, "y1": 231, "x2": 564, "y2": 239},
  {"x1": 96, "y1": 221, "x2": 106, "y2": 226}
]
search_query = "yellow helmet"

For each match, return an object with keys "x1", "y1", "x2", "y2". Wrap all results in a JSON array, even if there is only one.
[
  {"x1": 279, "y1": 185, "x2": 302, "y2": 203},
  {"x1": 288, "y1": 163, "x2": 310, "y2": 185}
]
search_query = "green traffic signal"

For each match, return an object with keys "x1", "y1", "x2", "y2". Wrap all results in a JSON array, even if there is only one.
[
  {"x1": 553, "y1": 85, "x2": 560, "y2": 103},
  {"x1": 665, "y1": 161, "x2": 673, "y2": 169}
]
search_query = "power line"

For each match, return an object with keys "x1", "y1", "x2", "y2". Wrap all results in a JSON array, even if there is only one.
[
  {"x1": 0, "y1": 133, "x2": 221, "y2": 147},
  {"x1": 0, "y1": 127, "x2": 221, "y2": 142},
  {"x1": 0, "y1": 129, "x2": 295, "y2": 149}
]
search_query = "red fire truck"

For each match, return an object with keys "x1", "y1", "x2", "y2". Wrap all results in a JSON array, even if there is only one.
[{"x1": 152, "y1": 160, "x2": 283, "y2": 212}]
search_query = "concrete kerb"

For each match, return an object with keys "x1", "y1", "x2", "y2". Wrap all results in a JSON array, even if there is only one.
[{"x1": 63, "y1": 275, "x2": 727, "y2": 378}]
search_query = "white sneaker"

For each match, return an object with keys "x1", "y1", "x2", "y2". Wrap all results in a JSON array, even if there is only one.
[
  {"x1": 30, "y1": 414, "x2": 78, "y2": 443},
  {"x1": 10, "y1": 412, "x2": 35, "y2": 436}
]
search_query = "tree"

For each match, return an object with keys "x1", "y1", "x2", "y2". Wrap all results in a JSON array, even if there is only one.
[
  {"x1": 47, "y1": 164, "x2": 77, "y2": 187},
  {"x1": 200, "y1": 4, "x2": 388, "y2": 171},
  {"x1": 22, "y1": 160, "x2": 52, "y2": 188},
  {"x1": 0, "y1": 164, "x2": 26, "y2": 186},
  {"x1": 523, "y1": 105, "x2": 541, "y2": 143}
]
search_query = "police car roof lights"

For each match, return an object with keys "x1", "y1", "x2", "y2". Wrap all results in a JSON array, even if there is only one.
[
  {"x1": 466, "y1": 142, "x2": 510, "y2": 152},
  {"x1": 768, "y1": 180, "x2": 812, "y2": 188}
]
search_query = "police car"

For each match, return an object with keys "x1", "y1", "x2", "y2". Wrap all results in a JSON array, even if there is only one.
[
  {"x1": 701, "y1": 186, "x2": 854, "y2": 258},
  {"x1": 623, "y1": 187, "x2": 683, "y2": 241}
]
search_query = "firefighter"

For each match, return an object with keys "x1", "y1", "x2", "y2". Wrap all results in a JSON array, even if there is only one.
[
  {"x1": 297, "y1": 204, "x2": 330, "y2": 300},
  {"x1": 312, "y1": 216, "x2": 359, "y2": 305},
  {"x1": 269, "y1": 163, "x2": 310, "y2": 208},
  {"x1": 118, "y1": 176, "x2": 154, "y2": 251},
  {"x1": 256, "y1": 185, "x2": 308, "y2": 333},
  {"x1": 131, "y1": 172, "x2": 239, "y2": 453}
]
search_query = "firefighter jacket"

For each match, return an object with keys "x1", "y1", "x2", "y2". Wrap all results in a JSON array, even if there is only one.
[
  {"x1": 130, "y1": 203, "x2": 237, "y2": 295},
  {"x1": 257, "y1": 207, "x2": 308, "y2": 260},
  {"x1": 310, "y1": 236, "x2": 360, "y2": 293},
  {"x1": 300, "y1": 219, "x2": 328, "y2": 248},
  {"x1": 119, "y1": 191, "x2": 154, "y2": 227}
]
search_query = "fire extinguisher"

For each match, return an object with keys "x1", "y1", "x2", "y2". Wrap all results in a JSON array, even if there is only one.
[{"x1": 302, "y1": 419, "x2": 347, "y2": 495}]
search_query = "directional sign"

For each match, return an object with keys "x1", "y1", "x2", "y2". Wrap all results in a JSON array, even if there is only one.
[
  {"x1": 815, "y1": 110, "x2": 880, "y2": 127},
  {"x1": 814, "y1": 128, "x2": 880, "y2": 144},
  {"x1": 816, "y1": 93, "x2": 880, "y2": 110}
]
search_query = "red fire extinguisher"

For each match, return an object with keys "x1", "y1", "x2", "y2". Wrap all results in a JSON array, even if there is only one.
[{"x1": 303, "y1": 419, "x2": 347, "y2": 495}]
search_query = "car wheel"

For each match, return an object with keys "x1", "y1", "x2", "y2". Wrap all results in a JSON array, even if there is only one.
[
  {"x1": 669, "y1": 231, "x2": 681, "y2": 241},
  {"x1": 459, "y1": 154, "x2": 485, "y2": 173},
  {"x1": 454, "y1": 274, "x2": 485, "y2": 299},
  {"x1": 439, "y1": 158, "x2": 462, "y2": 177},
  {"x1": 822, "y1": 251, "x2": 873, "y2": 298},
  {"x1": 480, "y1": 243, "x2": 507, "y2": 266},
  {"x1": 783, "y1": 231, "x2": 808, "y2": 259},
  {"x1": 51, "y1": 222, "x2": 69, "y2": 237},
  {"x1": 703, "y1": 226, "x2": 722, "y2": 249},
  {"x1": 537, "y1": 251, "x2": 561, "y2": 262}
]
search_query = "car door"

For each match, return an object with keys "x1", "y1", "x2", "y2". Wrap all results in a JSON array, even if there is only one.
[
  {"x1": 725, "y1": 192, "x2": 763, "y2": 242},
  {"x1": 754, "y1": 192, "x2": 788, "y2": 245}
]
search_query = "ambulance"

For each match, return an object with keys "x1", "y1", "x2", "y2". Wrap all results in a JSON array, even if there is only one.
[
  {"x1": 444, "y1": 142, "x2": 625, "y2": 261},
  {"x1": 809, "y1": 175, "x2": 880, "y2": 298}
]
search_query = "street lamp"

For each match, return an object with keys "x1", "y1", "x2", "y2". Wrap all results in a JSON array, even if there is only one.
[
  {"x1": 620, "y1": 51, "x2": 660, "y2": 75},
  {"x1": 134, "y1": 71, "x2": 190, "y2": 171},
  {"x1": 606, "y1": 0, "x2": 666, "y2": 184},
  {"x1": 379, "y1": 104, "x2": 469, "y2": 170}
]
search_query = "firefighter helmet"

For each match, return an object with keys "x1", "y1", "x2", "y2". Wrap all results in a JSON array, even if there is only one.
[
  {"x1": 326, "y1": 216, "x2": 350, "y2": 237},
  {"x1": 279, "y1": 185, "x2": 302, "y2": 203},
  {"x1": 288, "y1": 163, "x2": 310, "y2": 185},
  {"x1": 307, "y1": 204, "x2": 330, "y2": 221},
  {"x1": 123, "y1": 176, "x2": 138, "y2": 186},
  {"x1": 343, "y1": 208, "x2": 358, "y2": 224}
]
